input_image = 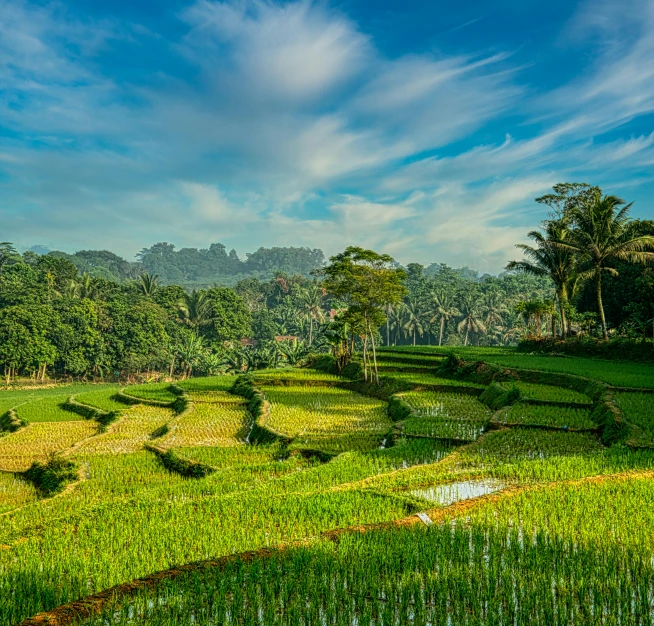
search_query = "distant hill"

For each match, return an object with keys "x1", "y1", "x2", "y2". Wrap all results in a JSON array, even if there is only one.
[{"x1": 44, "y1": 243, "x2": 326, "y2": 287}]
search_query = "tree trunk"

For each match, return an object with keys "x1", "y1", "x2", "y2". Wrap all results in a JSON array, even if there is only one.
[
  {"x1": 386, "y1": 317, "x2": 390, "y2": 347},
  {"x1": 596, "y1": 270, "x2": 608, "y2": 340},
  {"x1": 439, "y1": 318, "x2": 444, "y2": 346},
  {"x1": 362, "y1": 335, "x2": 368, "y2": 383},
  {"x1": 367, "y1": 319, "x2": 380, "y2": 385},
  {"x1": 464, "y1": 325, "x2": 469, "y2": 346},
  {"x1": 169, "y1": 358, "x2": 175, "y2": 378},
  {"x1": 413, "y1": 328, "x2": 416, "y2": 346},
  {"x1": 309, "y1": 318, "x2": 313, "y2": 345},
  {"x1": 559, "y1": 288, "x2": 568, "y2": 338}
]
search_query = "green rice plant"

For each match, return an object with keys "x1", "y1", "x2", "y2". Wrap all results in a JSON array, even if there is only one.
[
  {"x1": 0, "y1": 472, "x2": 38, "y2": 514},
  {"x1": 123, "y1": 382, "x2": 178, "y2": 404},
  {"x1": 158, "y1": 391, "x2": 249, "y2": 448},
  {"x1": 401, "y1": 390, "x2": 491, "y2": 420},
  {"x1": 75, "y1": 387, "x2": 125, "y2": 413},
  {"x1": 72, "y1": 476, "x2": 654, "y2": 626},
  {"x1": 615, "y1": 392, "x2": 654, "y2": 446},
  {"x1": 0, "y1": 420, "x2": 99, "y2": 471},
  {"x1": 175, "y1": 444, "x2": 285, "y2": 469},
  {"x1": 14, "y1": 395, "x2": 85, "y2": 423},
  {"x1": 177, "y1": 376, "x2": 237, "y2": 392},
  {"x1": 380, "y1": 370, "x2": 485, "y2": 388},
  {"x1": 71, "y1": 405, "x2": 174, "y2": 455},
  {"x1": 253, "y1": 368, "x2": 342, "y2": 383},
  {"x1": 403, "y1": 417, "x2": 487, "y2": 441},
  {"x1": 382, "y1": 345, "x2": 654, "y2": 388},
  {"x1": 507, "y1": 381, "x2": 590, "y2": 404},
  {"x1": 262, "y1": 385, "x2": 390, "y2": 453},
  {"x1": 494, "y1": 403, "x2": 596, "y2": 430}
]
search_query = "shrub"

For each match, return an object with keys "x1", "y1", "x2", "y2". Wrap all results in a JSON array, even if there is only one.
[
  {"x1": 0, "y1": 408, "x2": 26, "y2": 433},
  {"x1": 24, "y1": 456, "x2": 78, "y2": 496},
  {"x1": 479, "y1": 382, "x2": 522, "y2": 411}
]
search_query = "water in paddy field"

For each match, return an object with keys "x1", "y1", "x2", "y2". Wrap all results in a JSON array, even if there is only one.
[{"x1": 411, "y1": 480, "x2": 504, "y2": 506}]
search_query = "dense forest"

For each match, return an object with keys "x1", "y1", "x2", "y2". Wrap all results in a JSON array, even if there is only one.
[
  {"x1": 44, "y1": 243, "x2": 326, "y2": 287},
  {"x1": 1, "y1": 182, "x2": 652, "y2": 381}
]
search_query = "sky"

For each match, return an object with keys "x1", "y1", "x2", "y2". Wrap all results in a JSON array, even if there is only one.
[{"x1": 1, "y1": 0, "x2": 653, "y2": 272}]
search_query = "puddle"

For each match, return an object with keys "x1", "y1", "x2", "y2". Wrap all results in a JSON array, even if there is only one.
[{"x1": 410, "y1": 480, "x2": 504, "y2": 506}]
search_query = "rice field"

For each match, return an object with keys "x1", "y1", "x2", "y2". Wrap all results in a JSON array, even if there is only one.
[
  {"x1": 3, "y1": 353, "x2": 654, "y2": 626},
  {"x1": 73, "y1": 475, "x2": 654, "y2": 626},
  {"x1": 383, "y1": 345, "x2": 654, "y2": 388},
  {"x1": 75, "y1": 386, "x2": 124, "y2": 412},
  {"x1": 505, "y1": 380, "x2": 590, "y2": 404},
  {"x1": 381, "y1": 370, "x2": 485, "y2": 388},
  {"x1": 399, "y1": 391, "x2": 490, "y2": 442},
  {"x1": 0, "y1": 420, "x2": 99, "y2": 471},
  {"x1": 13, "y1": 395, "x2": 81, "y2": 422},
  {"x1": 123, "y1": 382, "x2": 178, "y2": 403},
  {"x1": 616, "y1": 392, "x2": 654, "y2": 446},
  {"x1": 70, "y1": 405, "x2": 174, "y2": 455},
  {"x1": 157, "y1": 391, "x2": 249, "y2": 448},
  {"x1": 262, "y1": 385, "x2": 391, "y2": 453},
  {"x1": 494, "y1": 403, "x2": 596, "y2": 430}
]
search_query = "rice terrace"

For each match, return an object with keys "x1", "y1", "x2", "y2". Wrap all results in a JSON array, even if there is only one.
[
  {"x1": 3, "y1": 0, "x2": 654, "y2": 623},
  {"x1": 2, "y1": 336, "x2": 654, "y2": 625}
]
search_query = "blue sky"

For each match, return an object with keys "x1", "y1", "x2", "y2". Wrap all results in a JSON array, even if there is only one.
[{"x1": 1, "y1": 0, "x2": 653, "y2": 272}]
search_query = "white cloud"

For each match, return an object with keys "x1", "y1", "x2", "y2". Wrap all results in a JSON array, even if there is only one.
[{"x1": 2, "y1": 0, "x2": 654, "y2": 272}]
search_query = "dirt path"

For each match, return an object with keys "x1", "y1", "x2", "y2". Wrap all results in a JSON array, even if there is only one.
[{"x1": 19, "y1": 467, "x2": 654, "y2": 626}]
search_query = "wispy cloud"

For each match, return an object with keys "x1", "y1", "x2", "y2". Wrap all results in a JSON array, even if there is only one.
[{"x1": 1, "y1": 0, "x2": 653, "y2": 270}]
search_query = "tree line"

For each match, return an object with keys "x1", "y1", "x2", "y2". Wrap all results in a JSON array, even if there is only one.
[
  {"x1": 1, "y1": 181, "x2": 651, "y2": 382},
  {"x1": 42, "y1": 243, "x2": 325, "y2": 288}
]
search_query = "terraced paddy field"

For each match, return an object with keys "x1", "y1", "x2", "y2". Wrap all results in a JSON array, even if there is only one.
[{"x1": 2, "y1": 348, "x2": 654, "y2": 626}]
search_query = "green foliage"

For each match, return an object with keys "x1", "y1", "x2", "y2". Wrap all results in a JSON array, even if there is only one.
[
  {"x1": 24, "y1": 455, "x2": 78, "y2": 496},
  {"x1": 148, "y1": 446, "x2": 214, "y2": 478},
  {"x1": 479, "y1": 381, "x2": 521, "y2": 410},
  {"x1": 387, "y1": 395, "x2": 413, "y2": 422},
  {"x1": 0, "y1": 408, "x2": 26, "y2": 432},
  {"x1": 591, "y1": 391, "x2": 630, "y2": 445}
]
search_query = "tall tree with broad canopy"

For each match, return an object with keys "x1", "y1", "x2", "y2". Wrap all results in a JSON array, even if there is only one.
[
  {"x1": 558, "y1": 190, "x2": 654, "y2": 340},
  {"x1": 506, "y1": 218, "x2": 577, "y2": 337},
  {"x1": 321, "y1": 247, "x2": 407, "y2": 384}
]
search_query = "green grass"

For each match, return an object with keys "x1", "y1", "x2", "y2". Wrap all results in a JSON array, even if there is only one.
[{"x1": 494, "y1": 403, "x2": 596, "y2": 430}]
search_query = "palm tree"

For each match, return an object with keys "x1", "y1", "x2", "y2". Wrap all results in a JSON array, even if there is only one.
[
  {"x1": 402, "y1": 299, "x2": 425, "y2": 346},
  {"x1": 457, "y1": 296, "x2": 487, "y2": 346},
  {"x1": 387, "y1": 305, "x2": 406, "y2": 346},
  {"x1": 506, "y1": 218, "x2": 577, "y2": 337},
  {"x1": 560, "y1": 191, "x2": 654, "y2": 339},
  {"x1": 428, "y1": 290, "x2": 460, "y2": 347},
  {"x1": 178, "y1": 290, "x2": 213, "y2": 329},
  {"x1": 57, "y1": 273, "x2": 97, "y2": 300},
  {"x1": 138, "y1": 273, "x2": 159, "y2": 298},
  {"x1": 482, "y1": 292, "x2": 509, "y2": 332},
  {"x1": 298, "y1": 284, "x2": 325, "y2": 345}
]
